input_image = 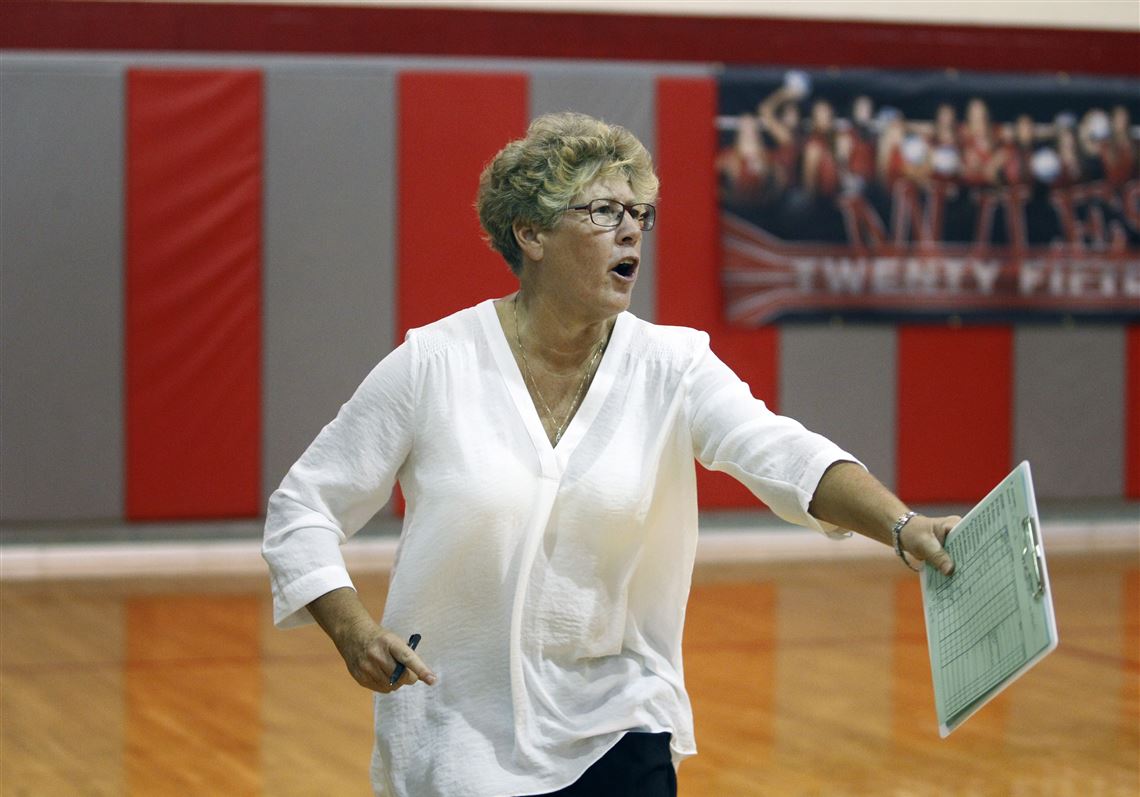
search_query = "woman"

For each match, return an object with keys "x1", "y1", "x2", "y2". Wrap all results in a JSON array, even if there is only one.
[
  {"x1": 756, "y1": 81, "x2": 803, "y2": 194},
  {"x1": 716, "y1": 112, "x2": 772, "y2": 206},
  {"x1": 959, "y1": 97, "x2": 1005, "y2": 188},
  {"x1": 263, "y1": 112, "x2": 958, "y2": 797},
  {"x1": 801, "y1": 99, "x2": 838, "y2": 198},
  {"x1": 1102, "y1": 105, "x2": 1136, "y2": 188}
]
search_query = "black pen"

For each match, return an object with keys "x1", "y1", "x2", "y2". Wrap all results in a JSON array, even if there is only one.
[{"x1": 389, "y1": 633, "x2": 422, "y2": 686}]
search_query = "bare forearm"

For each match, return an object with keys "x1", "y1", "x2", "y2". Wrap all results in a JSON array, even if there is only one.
[
  {"x1": 810, "y1": 461, "x2": 958, "y2": 575},
  {"x1": 808, "y1": 461, "x2": 907, "y2": 545},
  {"x1": 308, "y1": 587, "x2": 377, "y2": 652}
]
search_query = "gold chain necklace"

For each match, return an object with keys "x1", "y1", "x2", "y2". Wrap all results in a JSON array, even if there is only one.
[{"x1": 513, "y1": 296, "x2": 606, "y2": 445}]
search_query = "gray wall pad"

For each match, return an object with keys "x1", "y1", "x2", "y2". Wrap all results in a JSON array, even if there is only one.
[
  {"x1": 530, "y1": 66, "x2": 658, "y2": 322},
  {"x1": 1014, "y1": 326, "x2": 1125, "y2": 499},
  {"x1": 779, "y1": 326, "x2": 898, "y2": 490},
  {"x1": 262, "y1": 66, "x2": 398, "y2": 506},
  {"x1": 0, "y1": 64, "x2": 124, "y2": 521}
]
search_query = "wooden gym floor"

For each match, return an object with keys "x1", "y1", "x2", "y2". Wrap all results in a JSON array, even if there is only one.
[{"x1": 1, "y1": 552, "x2": 1137, "y2": 796}]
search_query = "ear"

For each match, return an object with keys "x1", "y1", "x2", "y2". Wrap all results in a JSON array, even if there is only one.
[{"x1": 512, "y1": 220, "x2": 545, "y2": 264}]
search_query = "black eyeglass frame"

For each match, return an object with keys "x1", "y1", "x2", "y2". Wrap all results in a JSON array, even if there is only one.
[{"x1": 567, "y1": 198, "x2": 656, "y2": 231}]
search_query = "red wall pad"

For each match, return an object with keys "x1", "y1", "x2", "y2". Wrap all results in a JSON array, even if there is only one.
[
  {"x1": 657, "y1": 76, "x2": 777, "y2": 510},
  {"x1": 396, "y1": 72, "x2": 527, "y2": 337},
  {"x1": 1126, "y1": 326, "x2": 1140, "y2": 499},
  {"x1": 896, "y1": 326, "x2": 1012, "y2": 504},
  {"x1": 126, "y1": 69, "x2": 263, "y2": 520}
]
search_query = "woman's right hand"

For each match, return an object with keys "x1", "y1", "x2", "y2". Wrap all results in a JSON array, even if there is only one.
[
  {"x1": 307, "y1": 587, "x2": 437, "y2": 693},
  {"x1": 337, "y1": 621, "x2": 438, "y2": 693}
]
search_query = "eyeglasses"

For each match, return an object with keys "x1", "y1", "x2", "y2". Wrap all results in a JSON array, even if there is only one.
[{"x1": 568, "y1": 198, "x2": 656, "y2": 231}]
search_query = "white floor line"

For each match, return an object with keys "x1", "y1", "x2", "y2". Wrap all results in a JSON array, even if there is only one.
[{"x1": 1, "y1": 518, "x2": 1135, "y2": 581}]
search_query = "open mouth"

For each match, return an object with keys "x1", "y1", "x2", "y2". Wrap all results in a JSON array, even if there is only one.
[{"x1": 611, "y1": 258, "x2": 638, "y2": 279}]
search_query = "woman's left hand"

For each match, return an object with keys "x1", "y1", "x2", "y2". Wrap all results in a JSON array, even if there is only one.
[{"x1": 900, "y1": 514, "x2": 960, "y2": 575}]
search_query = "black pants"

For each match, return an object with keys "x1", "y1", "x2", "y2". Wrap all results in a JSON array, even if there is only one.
[{"x1": 527, "y1": 732, "x2": 677, "y2": 797}]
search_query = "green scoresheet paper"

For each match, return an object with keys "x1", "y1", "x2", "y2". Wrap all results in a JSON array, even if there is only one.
[{"x1": 920, "y1": 461, "x2": 1059, "y2": 737}]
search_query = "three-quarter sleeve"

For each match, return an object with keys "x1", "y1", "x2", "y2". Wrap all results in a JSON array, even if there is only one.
[
  {"x1": 263, "y1": 337, "x2": 419, "y2": 628},
  {"x1": 683, "y1": 333, "x2": 858, "y2": 538}
]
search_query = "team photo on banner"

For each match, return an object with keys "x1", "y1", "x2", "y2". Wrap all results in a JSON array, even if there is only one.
[{"x1": 716, "y1": 68, "x2": 1140, "y2": 325}]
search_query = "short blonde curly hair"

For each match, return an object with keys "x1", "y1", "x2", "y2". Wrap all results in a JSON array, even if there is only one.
[{"x1": 476, "y1": 111, "x2": 659, "y2": 274}]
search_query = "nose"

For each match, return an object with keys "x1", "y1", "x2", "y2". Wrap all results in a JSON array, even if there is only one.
[{"x1": 615, "y1": 207, "x2": 642, "y2": 245}]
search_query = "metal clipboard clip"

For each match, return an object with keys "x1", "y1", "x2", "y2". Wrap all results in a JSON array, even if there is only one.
[{"x1": 1021, "y1": 515, "x2": 1045, "y2": 599}]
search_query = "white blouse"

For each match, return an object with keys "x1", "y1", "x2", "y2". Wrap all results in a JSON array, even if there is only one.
[{"x1": 263, "y1": 299, "x2": 856, "y2": 797}]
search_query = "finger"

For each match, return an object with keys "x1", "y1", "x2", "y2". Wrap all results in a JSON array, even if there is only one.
[
  {"x1": 929, "y1": 516, "x2": 960, "y2": 575},
  {"x1": 925, "y1": 546, "x2": 956, "y2": 576},
  {"x1": 389, "y1": 662, "x2": 418, "y2": 687},
  {"x1": 391, "y1": 644, "x2": 437, "y2": 686},
  {"x1": 935, "y1": 515, "x2": 962, "y2": 544}
]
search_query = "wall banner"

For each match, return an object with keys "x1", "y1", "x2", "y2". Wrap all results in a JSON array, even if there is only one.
[{"x1": 717, "y1": 68, "x2": 1140, "y2": 324}]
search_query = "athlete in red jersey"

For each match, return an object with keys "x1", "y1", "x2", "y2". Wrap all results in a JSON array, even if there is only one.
[
  {"x1": 1102, "y1": 105, "x2": 1137, "y2": 188},
  {"x1": 802, "y1": 100, "x2": 840, "y2": 197}
]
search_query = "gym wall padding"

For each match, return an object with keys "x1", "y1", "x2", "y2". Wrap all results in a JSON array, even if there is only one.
[
  {"x1": 1, "y1": 4, "x2": 1137, "y2": 522},
  {"x1": 779, "y1": 327, "x2": 898, "y2": 492},
  {"x1": 895, "y1": 327, "x2": 1015, "y2": 503},
  {"x1": 261, "y1": 65, "x2": 398, "y2": 504},
  {"x1": 655, "y1": 75, "x2": 783, "y2": 510},
  {"x1": 1130, "y1": 328, "x2": 1140, "y2": 497},
  {"x1": 125, "y1": 69, "x2": 263, "y2": 519},
  {"x1": 395, "y1": 71, "x2": 527, "y2": 338},
  {"x1": 0, "y1": 61, "x2": 124, "y2": 521},
  {"x1": 1014, "y1": 327, "x2": 1126, "y2": 499}
]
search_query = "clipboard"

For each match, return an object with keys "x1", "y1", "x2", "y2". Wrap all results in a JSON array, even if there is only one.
[{"x1": 920, "y1": 461, "x2": 1059, "y2": 737}]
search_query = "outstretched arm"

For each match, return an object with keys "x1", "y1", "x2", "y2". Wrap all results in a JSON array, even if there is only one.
[{"x1": 808, "y1": 461, "x2": 958, "y2": 575}]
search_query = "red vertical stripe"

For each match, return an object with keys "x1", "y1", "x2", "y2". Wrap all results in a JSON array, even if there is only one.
[
  {"x1": 1126, "y1": 326, "x2": 1140, "y2": 499},
  {"x1": 657, "y1": 76, "x2": 777, "y2": 509},
  {"x1": 396, "y1": 72, "x2": 527, "y2": 337},
  {"x1": 655, "y1": 78, "x2": 719, "y2": 331},
  {"x1": 126, "y1": 69, "x2": 262, "y2": 519},
  {"x1": 896, "y1": 326, "x2": 1012, "y2": 503}
]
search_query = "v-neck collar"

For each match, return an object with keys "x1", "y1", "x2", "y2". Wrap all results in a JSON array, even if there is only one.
[{"x1": 477, "y1": 298, "x2": 630, "y2": 478}]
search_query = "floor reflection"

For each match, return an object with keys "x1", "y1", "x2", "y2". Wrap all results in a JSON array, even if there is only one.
[{"x1": 0, "y1": 554, "x2": 1135, "y2": 795}]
